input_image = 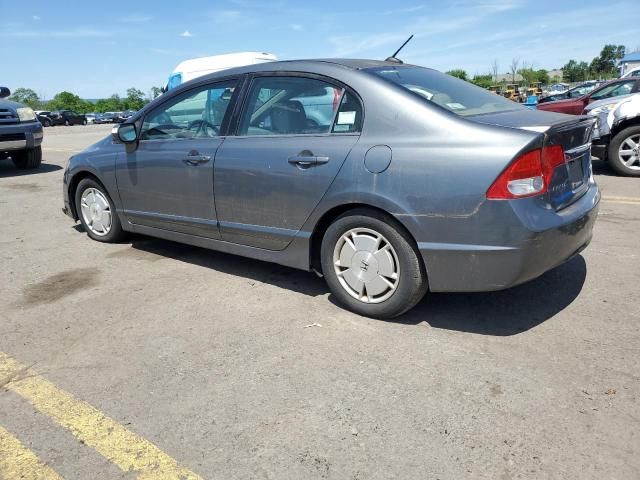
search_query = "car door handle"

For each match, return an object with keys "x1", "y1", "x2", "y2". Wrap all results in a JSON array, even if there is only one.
[
  {"x1": 182, "y1": 155, "x2": 211, "y2": 166},
  {"x1": 287, "y1": 155, "x2": 330, "y2": 167}
]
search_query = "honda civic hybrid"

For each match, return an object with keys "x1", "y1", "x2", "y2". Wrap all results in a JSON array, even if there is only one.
[{"x1": 62, "y1": 59, "x2": 599, "y2": 318}]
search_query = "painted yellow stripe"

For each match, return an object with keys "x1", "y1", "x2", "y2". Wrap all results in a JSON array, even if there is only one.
[
  {"x1": 0, "y1": 425, "x2": 64, "y2": 480},
  {"x1": 0, "y1": 353, "x2": 202, "y2": 480},
  {"x1": 602, "y1": 195, "x2": 640, "y2": 205}
]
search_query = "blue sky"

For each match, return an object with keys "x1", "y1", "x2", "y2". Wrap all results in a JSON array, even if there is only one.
[{"x1": 1, "y1": 0, "x2": 638, "y2": 99}]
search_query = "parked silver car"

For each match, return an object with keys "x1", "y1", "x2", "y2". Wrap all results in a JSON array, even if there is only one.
[
  {"x1": 585, "y1": 93, "x2": 640, "y2": 176},
  {"x1": 62, "y1": 60, "x2": 600, "y2": 318}
]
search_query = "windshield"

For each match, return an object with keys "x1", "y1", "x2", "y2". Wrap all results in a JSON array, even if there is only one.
[{"x1": 367, "y1": 66, "x2": 522, "y2": 117}]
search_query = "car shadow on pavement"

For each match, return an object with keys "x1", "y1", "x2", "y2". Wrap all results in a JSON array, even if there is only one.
[
  {"x1": 130, "y1": 236, "x2": 587, "y2": 336},
  {"x1": 0, "y1": 162, "x2": 62, "y2": 178},
  {"x1": 129, "y1": 236, "x2": 329, "y2": 297},
  {"x1": 592, "y1": 158, "x2": 615, "y2": 177},
  {"x1": 395, "y1": 254, "x2": 588, "y2": 335}
]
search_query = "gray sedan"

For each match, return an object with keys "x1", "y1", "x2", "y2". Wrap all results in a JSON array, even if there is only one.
[{"x1": 62, "y1": 59, "x2": 600, "y2": 318}]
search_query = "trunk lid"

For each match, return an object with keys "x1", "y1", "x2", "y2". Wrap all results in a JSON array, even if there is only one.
[
  {"x1": 470, "y1": 110, "x2": 596, "y2": 210},
  {"x1": 543, "y1": 116, "x2": 595, "y2": 210}
]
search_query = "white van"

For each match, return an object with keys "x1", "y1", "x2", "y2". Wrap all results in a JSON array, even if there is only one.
[
  {"x1": 621, "y1": 66, "x2": 640, "y2": 78},
  {"x1": 166, "y1": 52, "x2": 277, "y2": 90}
]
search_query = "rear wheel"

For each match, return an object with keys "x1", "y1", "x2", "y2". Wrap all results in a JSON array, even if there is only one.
[
  {"x1": 74, "y1": 178, "x2": 126, "y2": 242},
  {"x1": 42, "y1": 119, "x2": 51, "y2": 127},
  {"x1": 321, "y1": 209, "x2": 428, "y2": 318},
  {"x1": 608, "y1": 126, "x2": 640, "y2": 177},
  {"x1": 11, "y1": 146, "x2": 42, "y2": 169},
  {"x1": 82, "y1": 119, "x2": 87, "y2": 126},
  {"x1": 64, "y1": 119, "x2": 71, "y2": 126}
]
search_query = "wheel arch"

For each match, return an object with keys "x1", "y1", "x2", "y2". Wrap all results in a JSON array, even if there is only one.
[
  {"x1": 611, "y1": 116, "x2": 640, "y2": 137},
  {"x1": 308, "y1": 202, "x2": 425, "y2": 275}
]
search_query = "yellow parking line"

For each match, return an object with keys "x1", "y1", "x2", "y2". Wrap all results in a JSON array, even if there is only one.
[
  {"x1": 0, "y1": 353, "x2": 202, "y2": 480},
  {"x1": 0, "y1": 425, "x2": 64, "y2": 479},
  {"x1": 601, "y1": 195, "x2": 640, "y2": 205}
]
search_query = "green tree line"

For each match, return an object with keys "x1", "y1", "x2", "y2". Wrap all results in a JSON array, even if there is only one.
[
  {"x1": 561, "y1": 45, "x2": 626, "y2": 82},
  {"x1": 9, "y1": 87, "x2": 163, "y2": 113},
  {"x1": 445, "y1": 44, "x2": 628, "y2": 88}
]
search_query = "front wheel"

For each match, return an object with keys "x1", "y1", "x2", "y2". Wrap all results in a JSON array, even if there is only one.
[
  {"x1": 11, "y1": 146, "x2": 42, "y2": 169},
  {"x1": 74, "y1": 178, "x2": 126, "y2": 242},
  {"x1": 82, "y1": 119, "x2": 88, "y2": 126},
  {"x1": 64, "y1": 119, "x2": 70, "y2": 126},
  {"x1": 321, "y1": 209, "x2": 428, "y2": 318},
  {"x1": 608, "y1": 126, "x2": 640, "y2": 177}
]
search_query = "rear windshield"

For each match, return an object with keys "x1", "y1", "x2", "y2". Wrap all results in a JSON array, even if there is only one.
[{"x1": 367, "y1": 66, "x2": 522, "y2": 117}]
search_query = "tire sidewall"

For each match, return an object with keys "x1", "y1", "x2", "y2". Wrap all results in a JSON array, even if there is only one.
[
  {"x1": 608, "y1": 126, "x2": 640, "y2": 177},
  {"x1": 321, "y1": 211, "x2": 427, "y2": 318},
  {"x1": 74, "y1": 178, "x2": 124, "y2": 242},
  {"x1": 11, "y1": 146, "x2": 42, "y2": 169}
]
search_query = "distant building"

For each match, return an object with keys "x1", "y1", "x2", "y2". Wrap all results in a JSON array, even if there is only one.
[{"x1": 618, "y1": 52, "x2": 640, "y2": 76}]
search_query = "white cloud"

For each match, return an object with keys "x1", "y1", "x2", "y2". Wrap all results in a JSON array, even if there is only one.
[
  {"x1": 289, "y1": 24, "x2": 303, "y2": 31},
  {"x1": 6, "y1": 28, "x2": 109, "y2": 38},
  {"x1": 119, "y1": 14, "x2": 152, "y2": 23},
  {"x1": 220, "y1": 10, "x2": 241, "y2": 20},
  {"x1": 329, "y1": 32, "x2": 410, "y2": 57},
  {"x1": 383, "y1": 6, "x2": 425, "y2": 15},
  {"x1": 179, "y1": 30, "x2": 193, "y2": 37},
  {"x1": 32, "y1": 15, "x2": 40, "y2": 21}
]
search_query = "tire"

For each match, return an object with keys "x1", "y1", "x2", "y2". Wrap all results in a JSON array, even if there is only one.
[
  {"x1": 64, "y1": 119, "x2": 71, "y2": 126},
  {"x1": 320, "y1": 209, "x2": 428, "y2": 318},
  {"x1": 82, "y1": 119, "x2": 88, "y2": 126},
  {"x1": 607, "y1": 126, "x2": 640, "y2": 177},
  {"x1": 11, "y1": 146, "x2": 42, "y2": 169},
  {"x1": 42, "y1": 119, "x2": 51, "y2": 127},
  {"x1": 74, "y1": 178, "x2": 126, "y2": 243}
]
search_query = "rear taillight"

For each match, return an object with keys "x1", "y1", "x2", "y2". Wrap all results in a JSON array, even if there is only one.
[{"x1": 486, "y1": 145, "x2": 565, "y2": 200}]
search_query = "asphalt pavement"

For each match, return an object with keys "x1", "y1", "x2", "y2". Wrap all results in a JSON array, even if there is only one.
[{"x1": 0, "y1": 124, "x2": 638, "y2": 479}]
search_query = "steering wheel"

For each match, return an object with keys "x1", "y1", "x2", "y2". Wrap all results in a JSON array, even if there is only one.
[{"x1": 187, "y1": 119, "x2": 219, "y2": 137}]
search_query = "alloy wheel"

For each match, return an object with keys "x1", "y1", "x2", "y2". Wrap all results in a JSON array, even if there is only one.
[{"x1": 618, "y1": 134, "x2": 640, "y2": 170}]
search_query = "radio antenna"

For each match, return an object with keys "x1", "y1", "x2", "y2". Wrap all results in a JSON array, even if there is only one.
[{"x1": 385, "y1": 35, "x2": 414, "y2": 63}]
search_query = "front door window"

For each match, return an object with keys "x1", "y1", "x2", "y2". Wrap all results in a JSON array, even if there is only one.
[{"x1": 141, "y1": 82, "x2": 237, "y2": 140}]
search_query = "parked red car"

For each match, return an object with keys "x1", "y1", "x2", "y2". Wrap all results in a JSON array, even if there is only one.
[{"x1": 537, "y1": 78, "x2": 640, "y2": 115}]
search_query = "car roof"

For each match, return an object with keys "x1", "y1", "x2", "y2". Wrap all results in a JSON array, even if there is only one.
[
  {"x1": 192, "y1": 58, "x2": 418, "y2": 80},
  {"x1": 169, "y1": 58, "x2": 423, "y2": 95}
]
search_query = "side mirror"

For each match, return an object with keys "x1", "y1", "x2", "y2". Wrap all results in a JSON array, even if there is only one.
[
  {"x1": 112, "y1": 123, "x2": 137, "y2": 143},
  {"x1": 0, "y1": 87, "x2": 10, "y2": 98}
]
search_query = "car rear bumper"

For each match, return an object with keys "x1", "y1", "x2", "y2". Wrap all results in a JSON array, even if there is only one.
[
  {"x1": 0, "y1": 122, "x2": 43, "y2": 152},
  {"x1": 419, "y1": 184, "x2": 600, "y2": 292}
]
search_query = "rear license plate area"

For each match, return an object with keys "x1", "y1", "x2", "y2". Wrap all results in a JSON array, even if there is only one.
[
  {"x1": 548, "y1": 151, "x2": 590, "y2": 210},
  {"x1": 567, "y1": 158, "x2": 584, "y2": 188}
]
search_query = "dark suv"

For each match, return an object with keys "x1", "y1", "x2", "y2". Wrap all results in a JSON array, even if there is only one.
[
  {"x1": 50, "y1": 110, "x2": 87, "y2": 126},
  {"x1": 0, "y1": 87, "x2": 43, "y2": 169}
]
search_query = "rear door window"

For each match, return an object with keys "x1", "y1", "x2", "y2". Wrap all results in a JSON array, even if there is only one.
[{"x1": 238, "y1": 76, "x2": 360, "y2": 136}]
